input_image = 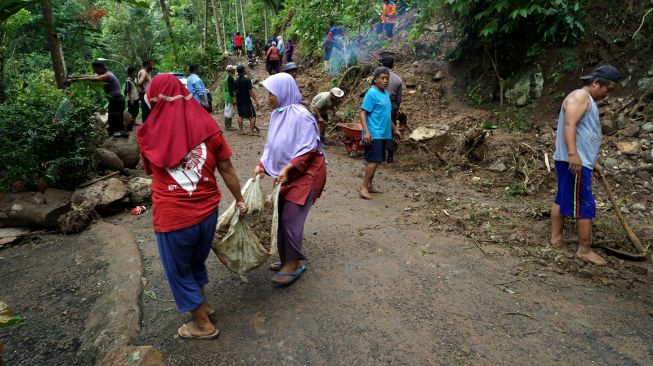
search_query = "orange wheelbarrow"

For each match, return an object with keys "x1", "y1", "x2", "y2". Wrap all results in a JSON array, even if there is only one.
[{"x1": 336, "y1": 123, "x2": 365, "y2": 157}]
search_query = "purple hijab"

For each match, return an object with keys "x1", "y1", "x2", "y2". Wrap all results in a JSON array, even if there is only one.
[{"x1": 260, "y1": 73, "x2": 324, "y2": 178}]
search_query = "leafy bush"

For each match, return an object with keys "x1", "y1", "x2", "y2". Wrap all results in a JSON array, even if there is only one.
[
  {"x1": 410, "y1": 0, "x2": 585, "y2": 69},
  {"x1": 0, "y1": 70, "x2": 105, "y2": 192}
]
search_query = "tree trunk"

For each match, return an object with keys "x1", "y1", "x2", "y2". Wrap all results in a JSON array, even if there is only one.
[
  {"x1": 234, "y1": 0, "x2": 239, "y2": 38},
  {"x1": 239, "y1": 0, "x2": 246, "y2": 37},
  {"x1": 210, "y1": 0, "x2": 224, "y2": 51},
  {"x1": 159, "y1": 0, "x2": 178, "y2": 64},
  {"x1": 263, "y1": 8, "x2": 268, "y2": 41},
  {"x1": 218, "y1": 0, "x2": 227, "y2": 52},
  {"x1": 203, "y1": 0, "x2": 208, "y2": 47},
  {"x1": 41, "y1": 0, "x2": 67, "y2": 89}
]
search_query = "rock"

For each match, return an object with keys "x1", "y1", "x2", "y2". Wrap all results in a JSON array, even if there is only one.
[
  {"x1": 58, "y1": 207, "x2": 96, "y2": 234},
  {"x1": 635, "y1": 170, "x2": 651, "y2": 181},
  {"x1": 43, "y1": 188, "x2": 72, "y2": 206},
  {"x1": 409, "y1": 125, "x2": 449, "y2": 142},
  {"x1": 432, "y1": 71, "x2": 444, "y2": 81},
  {"x1": 540, "y1": 132, "x2": 554, "y2": 142},
  {"x1": 631, "y1": 203, "x2": 647, "y2": 212},
  {"x1": 642, "y1": 150, "x2": 653, "y2": 163},
  {"x1": 96, "y1": 148, "x2": 125, "y2": 172},
  {"x1": 71, "y1": 178, "x2": 128, "y2": 210},
  {"x1": 0, "y1": 227, "x2": 31, "y2": 246},
  {"x1": 619, "y1": 124, "x2": 640, "y2": 138},
  {"x1": 80, "y1": 222, "x2": 143, "y2": 364},
  {"x1": 638, "y1": 77, "x2": 652, "y2": 92},
  {"x1": 505, "y1": 70, "x2": 543, "y2": 107},
  {"x1": 486, "y1": 160, "x2": 508, "y2": 173},
  {"x1": 123, "y1": 111, "x2": 134, "y2": 132},
  {"x1": 471, "y1": 176, "x2": 481, "y2": 182},
  {"x1": 620, "y1": 206, "x2": 631, "y2": 214},
  {"x1": 601, "y1": 118, "x2": 617, "y2": 134},
  {"x1": 128, "y1": 177, "x2": 152, "y2": 205},
  {"x1": 641, "y1": 122, "x2": 653, "y2": 134},
  {"x1": 102, "y1": 137, "x2": 140, "y2": 169},
  {"x1": 616, "y1": 141, "x2": 641, "y2": 155},
  {"x1": 98, "y1": 346, "x2": 166, "y2": 366},
  {"x1": 616, "y1": 115, "x2": 631, "y2": 129},
  {"x1": 604, "y1": 157, "x2": 619, "y2": 169},
  {"x1": 412, "y1": 61, "x2": 419, "y2": 67}
]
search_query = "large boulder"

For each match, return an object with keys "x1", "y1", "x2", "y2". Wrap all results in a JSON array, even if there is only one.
[
  {"x1": 409, "y1": 125, "x2": 450, "y2": 142},
  {"x1": 102, "y1": 137, "x2": 140, "y2": 169},
  {"x1": 505, "y1": 70, "x2": 544, "y2": 107},
  {"x1": 96, "y1": 148, "x2": 125, "y2": 172},
  {"x1": 128, "y1": 177, "x2": 152, "y2": 205},
  {"x1": 72, "y1": 178, "x2": 128, "y2": 210}
]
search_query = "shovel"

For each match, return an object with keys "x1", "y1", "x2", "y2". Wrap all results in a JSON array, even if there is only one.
[{"x1": 597, "y1": 169, "x2": 649, "y2": 260}]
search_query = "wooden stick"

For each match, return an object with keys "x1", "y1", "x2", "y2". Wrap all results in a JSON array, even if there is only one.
[
  {"x1": 598, "y1": 169, "x2": 646, "y2": 255},
  {"x1": 544, "y1": 152, "x2": 551, "y2": 173},
  {"x1": 77, "y1": 171, "x2": 120, "y2": 188}
]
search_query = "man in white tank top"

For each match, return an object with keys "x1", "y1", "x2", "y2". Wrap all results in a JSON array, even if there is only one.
[{"x1": 550, "y1": 65, "x2": 620, "y2": 265}]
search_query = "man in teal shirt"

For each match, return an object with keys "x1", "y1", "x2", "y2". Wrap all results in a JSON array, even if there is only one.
[
  {"x1": 187, "y1": 64, "x2": 209, "y2": 110},
  {"x1": 359, "y1": 66, "x2": 400, "y2": 199}
]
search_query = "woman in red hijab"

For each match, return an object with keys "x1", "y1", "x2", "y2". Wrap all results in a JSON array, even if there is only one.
[{"x1": 137, "y1": 74, "x2": 246, "y2": 340}]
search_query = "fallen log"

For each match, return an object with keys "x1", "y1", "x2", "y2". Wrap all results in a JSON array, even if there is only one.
[{"x1": 0, "y1": 201, "x2": 71, "y2": 229}]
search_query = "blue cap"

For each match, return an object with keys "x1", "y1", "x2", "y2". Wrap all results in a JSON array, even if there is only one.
[{"x1": 580, "y1": 65, "x2": 621, "y2": 83}]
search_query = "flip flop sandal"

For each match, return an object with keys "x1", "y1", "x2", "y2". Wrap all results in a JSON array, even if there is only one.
[
  {"x1": 271, "y1": 267, "x2": 305, "y2": 287},
  {"x1": 177, "y1": 323, "x2": 220, "y2": 340},
  {"x1": 269, "y1": 261, "x2": 306, "y2": 272}
]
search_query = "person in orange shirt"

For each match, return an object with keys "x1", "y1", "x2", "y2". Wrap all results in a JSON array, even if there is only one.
[{"x1": 376, "y1": 0, "x2": 397, "y2": 39}]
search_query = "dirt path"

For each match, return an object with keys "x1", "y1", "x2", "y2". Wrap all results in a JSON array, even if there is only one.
[
  {"x1": 117, "y1": 64, "x2": 653, "y2": 364},
  {"x1": 2, "y1": 63, "x2": 652, "y2": 365}
]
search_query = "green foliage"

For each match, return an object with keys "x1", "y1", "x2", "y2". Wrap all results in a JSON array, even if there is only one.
[
  {"x1": 465, "y1": 85, "x2": 483, "y2": 105},
  {"x1": 0, "y1": 70, "x2": 105, "y2": 192},
  {"x1": 439, "y1": 0, "x2": 585, "y2": 45},
  {"x1": 495, "y1": 107, "x2": 533, "y2": 132},
  {"x1": 279, "y1": 0, "x2": 378, "y2": 58}
]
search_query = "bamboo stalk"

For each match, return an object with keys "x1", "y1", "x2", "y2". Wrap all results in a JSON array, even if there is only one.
[{"x1": 598, "y1": 169, "x2": 646, "y2": 255}]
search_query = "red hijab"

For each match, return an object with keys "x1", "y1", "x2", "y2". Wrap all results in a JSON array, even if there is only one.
[{"x1": 137, "y1": 74, "x2": 219, "y2": 172}]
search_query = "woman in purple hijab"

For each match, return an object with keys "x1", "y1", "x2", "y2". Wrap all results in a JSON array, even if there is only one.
[{"x1": 253, "y1": 73, "x2": 327, "y2": 286}]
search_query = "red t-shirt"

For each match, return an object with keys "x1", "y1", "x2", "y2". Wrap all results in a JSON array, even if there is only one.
[
  {"x1": 234, "y1": 35, "x2": 243, "y2": 47},
  {"x1": 148, "y1": 132, "x2": 233, "y2": 232}
]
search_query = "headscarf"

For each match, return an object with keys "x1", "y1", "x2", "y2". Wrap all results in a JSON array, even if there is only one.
[
  {"x1": 277, "y1": 36, "x2": 284, "y2": 54},
  {"x1": 260, "y1": 73, "x2": 324, "y2": 178},
  {"x1": 137, "y1": 74, "x2": 219, "y2": 173}
]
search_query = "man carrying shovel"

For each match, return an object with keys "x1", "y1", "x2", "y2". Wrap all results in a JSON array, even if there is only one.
[{"x1": 550, "y1": 65, "x2": 621, "y2": 265}]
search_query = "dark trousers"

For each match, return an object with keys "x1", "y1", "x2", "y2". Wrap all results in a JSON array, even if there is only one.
[
  {"x1": 139, "y1": 92, "x2": 151, "y2": 123},
  {"x1": 127, "y1": 100, "x2": 139, "y2": 121},
  {"x1": 268, "y1": 60, "x2": 280, "y2": 75},
  {"x1": 386, "y1": 108, "x2": 398, "y2": 161},
  {"x1": 286, "y1": 53, "x2": 293, "y2": 63},
  {"x1": 107, "y1": 97, "x2": 125, "y2": 135}
]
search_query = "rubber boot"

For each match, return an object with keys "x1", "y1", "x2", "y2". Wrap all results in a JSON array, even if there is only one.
[
  {"x1": 386, "y1": 150, "x2": 394, "y2": 163},
  {"x1": 224, "y1": 117, "x2": 236, "y2": 131}
]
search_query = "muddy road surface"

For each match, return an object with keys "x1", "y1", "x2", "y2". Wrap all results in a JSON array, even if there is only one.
[{"x1": 127, "y1": 122, "x2": 653, "y2": 364}]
